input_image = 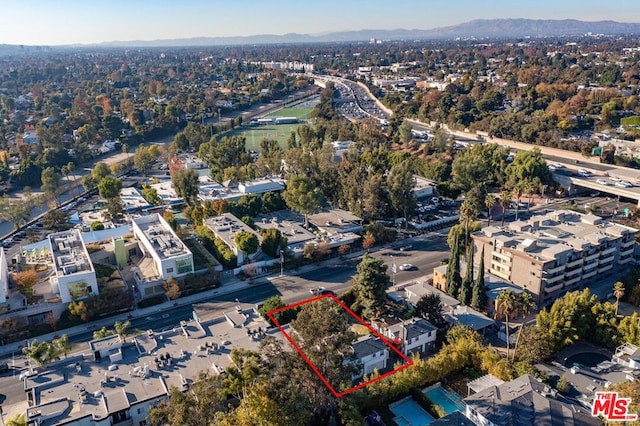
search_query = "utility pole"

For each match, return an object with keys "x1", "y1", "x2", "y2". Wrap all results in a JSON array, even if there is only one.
[{"x1": 280, "y1": 250, "x2": 285, "y2": 277}]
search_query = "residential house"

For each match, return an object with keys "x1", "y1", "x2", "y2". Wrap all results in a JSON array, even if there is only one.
[
  {"x1": 464, "y1": 374, "x2": 601, "y2": 426},
  {"x1": 350, "y1": 336, "x2": 389, "y2": 378}
]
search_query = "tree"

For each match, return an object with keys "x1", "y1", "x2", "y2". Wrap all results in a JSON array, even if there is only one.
[
  {"x1": 42, "y1": 209, "x2": 70, "y2": 231},
  {"x1": 68, "y1": 300, "x2": 89, "y2": 321},
  {"x1": 234, "y1": 231, "x2": 259, "y2": 256},
  {"x1": 514, "y1": 325, "x2": 553, "y2": 364},
  {"x1": 41, "y1": 166, "x2": 61, "y2": 204},
  {"x1": 495, "y1": 289, "x2": 518, "y2": 359},
  {"x1": 22, "y1": 339, "x2": 61, "y2": 368},
  {"x1": 471, "y1": 248, "x2": 487, "y2": 309},
  {"x1": 93, "y1": 327, "x2": 115, "y2": 340},
  {"x1": 398, "y1": 120, "x2": 413, "y2": 144},
  {"x1": 387, "y1": 160, "x2": 416, "y2": 221},
  {"x1": 0, "y1": 195, "x2": 35, "y2": 229},
  {"x1": 55, "y1": 334, "x2": 71, "y2": 358},
  {"x1": 459, "y1": 244, "x2": 474, "y2": 305},
  {"x1": 485, "y1": 194, "x2": 496, "y2": 226},
  {"x1": 141, "y1": 184, "x2": 162, "y2": 205},
  {"x1": 283, "y1": 174, "x2": 323, "y2": 225},
  {"x1": 163, "y1": 277, "x2": 182, "y2": 300},
  {"x1": 260, "y1": 228, "x2": 287, "y2": 258},
  {"x1": 259, "y1": 295, "x2": 297, "y2": 326},
  {"x1": 459, "y1": 199, "x2": 478, "y2": 248},
  {"x1": 352, "y1": 255, "x2": 391, "y2": 318},
  {"x1": 499, "y1": 189, "x2": 511, "y2": 226},
  {"x1": 12, "y1": 269, "x2": 38, "y2": 289},
  {"x1": 98, "y1": 176, "x2": 122, "y2": 200},
  {"x1": 445, "y1": 232, "x2": 462, "y2": 298},
  {"x1": 113, "y1": 321, "x2": 130, "y2": 340},
  {"x1": 6, "y1": 413, "x2": 26, "y2": 426},
  {"x1": 104, "y1": 197, "x2": 124, "y2": 221},
  {"x1": 414, "y1": 294, "x2": 445, "y2": 327},
  {"x1": 614, "y1": 281, "x2": 625, "y2": 316},
  {"x1": 290, "y1": 298, "x2": 357, "y2": 387},
  {"x1": 134, "y1": 144, "x2": 160, "y2": 175},
  {"x1": 171, "y1": 168, "x2": 199, "y2": 206}
]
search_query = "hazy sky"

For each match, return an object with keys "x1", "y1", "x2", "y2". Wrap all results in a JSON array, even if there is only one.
[{"x1": 3, "y1": 0, "x2": 640, "y2": 46}]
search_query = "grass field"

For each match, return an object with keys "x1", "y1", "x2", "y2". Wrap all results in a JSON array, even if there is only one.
[
  {"x1": 266, "y1": 106, "x2": 314, "y2": 119},
  {"x1": 222, "y1": 123, "x2": 300, "y2": 151}
]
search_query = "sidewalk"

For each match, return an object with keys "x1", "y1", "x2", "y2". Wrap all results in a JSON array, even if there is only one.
[{"x1": 0, "y1": 247, "x2": 371, "y2": 360}]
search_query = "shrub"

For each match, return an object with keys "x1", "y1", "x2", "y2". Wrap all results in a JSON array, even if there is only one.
[
  {"x1": 90, "y1": 221, "x2": 105, "y2": 231},
  {"x1": 196, "y1": 225, "x2": 237, "y2": 267}
]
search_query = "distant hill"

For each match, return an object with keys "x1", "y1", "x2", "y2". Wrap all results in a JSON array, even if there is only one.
[
  {"x1": 4, "y1": 19, "x2": 640, "y2": 51},
  {"x1": 91, "y1": 19, "x2": 640, "y2": 47}
]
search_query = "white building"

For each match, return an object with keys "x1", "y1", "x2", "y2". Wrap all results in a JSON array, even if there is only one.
[
  {"x1": 132, "y1": 214, "x2": 194, "y2": 281},
  {"x1": 384, "y1": 318, "x2": 437, "y2": 355},
  {"x1": 205, "y1": 213, "x2": 262, "y2": 266},
  {"x1": 613, "y1": 343, "x2": 640, "y2": 369},
  {"x1": 48, "y1": 230, "x2": 99, "y2": 303},
  {"x1": 413, "y1": 175, "x2": 436, "y2": 199},
  {"x1": 351, "y1": 336, "x2": 389, "y2": 378}
]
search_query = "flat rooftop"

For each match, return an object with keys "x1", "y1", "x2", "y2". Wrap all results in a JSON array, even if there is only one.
[
  {"x1": 133, "y1": 214, "x2": 191, "y2": 260},
  {"x1": 205, "y1": 213, "x2": 261, "y2": 250},
  {"x1": 18, "y1": 306, "x2": 288, "y2": 425},
  {"x1": 473, "y1": 210, "x2": 637, "y2": 262},
  {"x1": 48, "y1": 229, "x2": 93, "y2": 277},
  {"x1": 254, "y1": 215, "x2": 316, "y2": 247},
  {"x1": 120, "y1": 187, "x2": 151, "y2": 212},
  {"x1": 308, "y1": 209, "x2": 363, "y2": 236}
]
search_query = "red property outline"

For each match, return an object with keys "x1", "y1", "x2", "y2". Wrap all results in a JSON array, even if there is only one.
[{"x1": 266, "y1": 294, "x2": 413, "y2": 397}]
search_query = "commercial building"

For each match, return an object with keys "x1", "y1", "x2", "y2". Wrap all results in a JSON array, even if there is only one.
[
  {"x1": 205, "y1": 213, "x2": 262, "y2": 266},
  {"x1": 471, "y1": 210, "x2": 637, "y2": 306},
  {"x1": 132, "y1": 214, "x2": 194, "y2": 282},
  {"x1": 48, "y1": 230, "x2": 99, "y2": 304}
]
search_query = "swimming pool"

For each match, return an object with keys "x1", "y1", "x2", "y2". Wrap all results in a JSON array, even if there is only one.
[
  {"x1": 565, "y1": 352, "x2": 609, "y2": 368},
  {"x1": 423, "y1": 385, "x2": 464, "y2": 415},
  {"x1": 389, "y1": 397, "x2": 435, "y2": 426}
]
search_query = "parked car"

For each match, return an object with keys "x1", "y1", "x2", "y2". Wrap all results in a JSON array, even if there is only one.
[
  {"x1": 399, "y1": 263, "x2": 415, "y2": 271},
  {"x1": 310, "y1": 287, "x2": 326, "y2": 295}
]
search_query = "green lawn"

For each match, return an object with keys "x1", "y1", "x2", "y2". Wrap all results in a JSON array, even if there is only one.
[
  {"x1": 266, "y1": 107, "x2": 314, "y2": 119},
  {"x1": 222, "y1": 123, "x2": 301, "y2": 151}
]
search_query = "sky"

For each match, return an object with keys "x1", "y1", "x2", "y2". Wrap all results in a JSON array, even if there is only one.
[{"x1": 3, "y1": 0, "x2": 640, "y2": 46}]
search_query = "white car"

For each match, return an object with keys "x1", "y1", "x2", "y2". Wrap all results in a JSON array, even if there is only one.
[
  {"x1": 609, "y1": 176, "x2": 621, "y2": 182},
  {"x1": 399, "y1": 263, "x2": 414, "y2": 271},
  {"x1": 552, "y1": 163, "x2": 565, "y2": 169},
  {"x1": 596, "y1": 179, "x2": 609, "y2": 185},
  {"x1": 309, "y1": 287, "x2": 326, "y2": 295},
  {"x1": 616, "y1": 181, "x2": 633, "y2": 188}
]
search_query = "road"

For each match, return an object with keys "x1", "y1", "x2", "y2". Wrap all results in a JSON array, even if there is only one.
[{"x1": 50, "y1": 232, "x2": 451, "y2": 355}]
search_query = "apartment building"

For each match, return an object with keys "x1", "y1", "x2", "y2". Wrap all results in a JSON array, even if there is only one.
[
  {"x1": 471, "y1": 210, "x2": 637, "y2": 307},
  {"x1": 48, "y1": 230, "x2": 99, "y2": 304}
]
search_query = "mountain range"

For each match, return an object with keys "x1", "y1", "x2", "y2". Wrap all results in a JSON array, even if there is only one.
[
  {"x1": 91, "y1": 18, "x2": 640, "y2": 47},
  {"x1": 3, "y1": 19, "x2": 640, "y2": 52}
]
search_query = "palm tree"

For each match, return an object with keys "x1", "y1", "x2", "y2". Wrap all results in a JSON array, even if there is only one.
[
  {"x1": 495, "y1": 289, "x2": 518, "y2": 359},
  {"x1": 459, "y1": 200, "x2": 477, "y2": 247},
  {"x1": 613, "y1": 281, "x2": 625, "y2": 316},
  {"x1": 499, "y1": 190, "x2": 511, "y2": 226},
  {"x1": 512, "y1": 184, "x2": 524, "y2": 220},
  {"x1": 517, "y1": 292, "x2": 536, "y2": 319},
  {"x1": 485, "y1": 194, "x2": 496, "y2": 226},
  {"x1": 114, "y1": 320, "x2": 131, "y2": 341},
  {"x1": 512, "y1": 292, "x2": 536, "y2": 360}
]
